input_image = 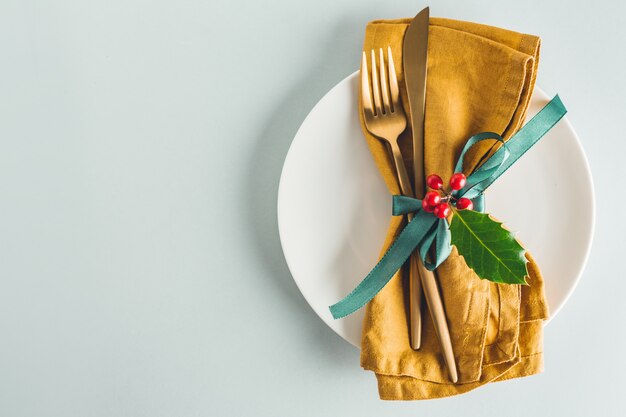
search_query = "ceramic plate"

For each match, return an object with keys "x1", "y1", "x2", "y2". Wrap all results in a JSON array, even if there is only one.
[{"x1": 277, "y1": 72, "x2": 594, "y2": 348}]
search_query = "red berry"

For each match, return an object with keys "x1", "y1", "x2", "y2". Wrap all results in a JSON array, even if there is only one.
[
  {"x1": 421, "y1": 199, "x2": 435, "y2": 212},
  {"x1": 434, "y1": 202, "x2": 450, "y2": 219},
  {"x1": 426, "y1": 174, "x2": 443, "y2": 190},
  {"x1": 456, "y1": 197, "x2": 473, "y2": 210},
  {"x1": 424, "y1": 191, "x2": 441, "y2": 207},
  {"x1": 450, "y1": 173, "x2": 467, "y2": 191}
]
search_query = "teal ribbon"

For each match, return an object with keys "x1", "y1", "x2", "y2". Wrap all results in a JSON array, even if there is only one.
[{"x1": 329, "y1": 95, "x2": 567, "y2": 319}]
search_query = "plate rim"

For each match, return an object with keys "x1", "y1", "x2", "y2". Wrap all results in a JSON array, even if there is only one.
[{"x1": 277, "y1": 71, "x2": 595, "y2": 348}]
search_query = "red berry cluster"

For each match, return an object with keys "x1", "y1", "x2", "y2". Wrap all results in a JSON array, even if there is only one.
[{"x1": 422, "y1": 173, "x2": 473, "y2": 218}]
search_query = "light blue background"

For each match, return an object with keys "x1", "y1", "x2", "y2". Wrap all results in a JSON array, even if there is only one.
[{"x1": 0, "y1": 0, "x2": 621, "y2": 416}]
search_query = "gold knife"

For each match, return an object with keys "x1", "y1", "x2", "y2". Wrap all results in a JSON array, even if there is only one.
[{"x1": 403, "y1": 7, "x2": 458, "y2": 383}]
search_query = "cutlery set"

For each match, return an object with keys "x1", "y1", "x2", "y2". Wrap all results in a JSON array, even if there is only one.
[{"x1": 360, "y1": 7, "x2": 458, "y2": 383}]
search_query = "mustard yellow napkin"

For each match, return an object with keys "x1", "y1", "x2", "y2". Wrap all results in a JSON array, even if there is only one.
[{"x1": 358, "y1": 18, "x2": 549, "y2": 400}]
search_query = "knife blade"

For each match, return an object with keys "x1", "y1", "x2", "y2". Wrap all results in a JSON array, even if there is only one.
[
  {"x1": 403, "y1": 7, "x2": 429, "y2": 196},
  {"x1": 403, "y1": 7, "x2": 459, "y2": 383}
]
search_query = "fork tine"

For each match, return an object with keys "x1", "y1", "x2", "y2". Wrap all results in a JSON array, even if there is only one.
[
  {"x1": 379, "y1": 48, "x2": 391, "y2": 115},
  {"x1": 360, "y1": 51, "x2": 374, "y2": 117},
  {"x1": 387, "y1": 47, "x2": 400, "y2": 113},
  {"x1": 370, "y1": 49, "x2": 383, "y2": 116}
]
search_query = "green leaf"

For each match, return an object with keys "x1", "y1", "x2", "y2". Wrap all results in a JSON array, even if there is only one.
[{"x1": 449, "y1": 209, "x2": 528, "y2": 285}]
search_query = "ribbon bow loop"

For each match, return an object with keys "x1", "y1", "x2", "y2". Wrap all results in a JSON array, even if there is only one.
[
  {"x1": 392, "y1": 195, "x2": 423, "y2": 216},
  {"x1": 453, "y1": 132, "x2": 510, "y2": 201}
]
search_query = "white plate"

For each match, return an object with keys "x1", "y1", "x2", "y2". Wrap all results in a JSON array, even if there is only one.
[{"x1": 277, "y1": 72, "x2": 595, "y2": 348}]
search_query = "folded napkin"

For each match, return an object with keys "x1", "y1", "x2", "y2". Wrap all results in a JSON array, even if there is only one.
[{"x1": 359, "y1": 18, "x2": 549, "y2": 400}]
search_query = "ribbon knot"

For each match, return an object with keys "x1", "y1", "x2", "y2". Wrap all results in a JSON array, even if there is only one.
[
  {"x1": 329, "y1": 95, "x2": 567, "y2": 319},
  {"x1": 391, "y1": 195, "x2": 453, "y2": 271}
]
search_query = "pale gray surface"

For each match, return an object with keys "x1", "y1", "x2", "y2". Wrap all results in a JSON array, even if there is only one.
[{"x1": 0, "y1": 0, "x2": 621, "y2": 416}]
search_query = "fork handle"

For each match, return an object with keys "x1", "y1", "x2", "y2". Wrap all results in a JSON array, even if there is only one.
[
  {"x1": 389, "y1": 142, "x2": 423, "y2": 349},
  {"x1": 408, "y1": 250, "x2": 423, "y2": 349},
  {"x1": 389, "y1": 142, "x2": 414, "y2": 198}
]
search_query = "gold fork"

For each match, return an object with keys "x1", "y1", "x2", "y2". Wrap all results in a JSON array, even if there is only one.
[
  {"x1": 361, "y1": 47, "x2": 458, "y2": 383},
  {"x1": 361, "y1": 48, "x2": 422, "y2": 349}
]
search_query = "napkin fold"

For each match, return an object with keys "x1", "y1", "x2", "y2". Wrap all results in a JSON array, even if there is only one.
[{"x1": 358, "y1": 17, "x2": 549, "y2": 400}]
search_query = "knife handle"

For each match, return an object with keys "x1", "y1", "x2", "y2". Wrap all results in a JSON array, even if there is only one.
[{"x1": 417, "y1": 259, "x2": 458, "y2": 383}]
